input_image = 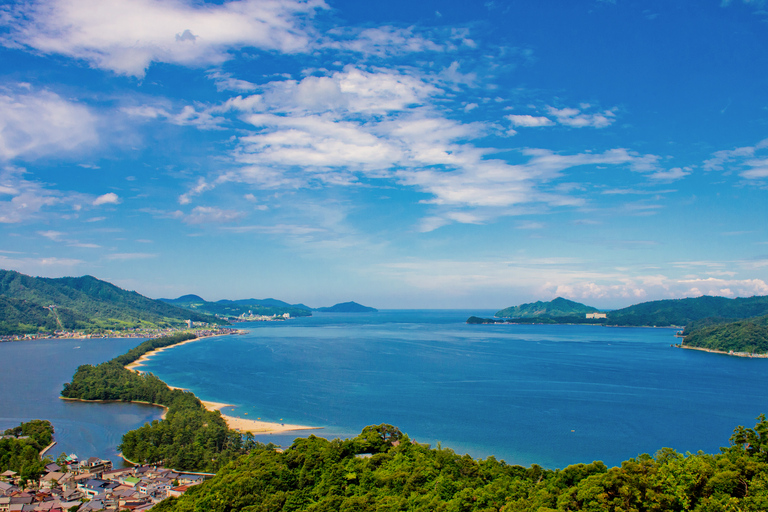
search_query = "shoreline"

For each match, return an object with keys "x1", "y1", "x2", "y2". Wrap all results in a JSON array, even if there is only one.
[
  {"x1": 125, "y1": 333, "x2": 321, "y2": 434},
  {"x1": 678, "y1": 344, "x2": 768, "y2": 358},
  {"x1": 61, "y1": 396, "x2": 169, "y2": 419}
]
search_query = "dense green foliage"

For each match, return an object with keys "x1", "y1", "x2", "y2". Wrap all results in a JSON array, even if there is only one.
[
  {"x1": 468, "y1": 315, "x2": 607, "y2": 325},
  {"x1": 495, "y1": 297, "x2": 599, "y2": 319},
  {"x1": 492, "y1": 295, "x2": 768, "y2": 328},
  {"x1": 61, "y1": 333, "x2": 252, "y2": 472},
  {"x1": 161, "y1": 295, "x2": 312, "y2": 319},
  {"x1": 682, "y1": 315, "x2": 768, "y2": 354},
  {"x1": 0, "y1": 269, "x2": 221, "y2": 334},
  {"x1": 0, "y1": 420, "x2": 54, "y2": 482},
  {"x1": 608, "y1": 295, "x2": 768, "y2": 327},
  {"x1": 153, "y1": 418, "x2": 768, "y2": 512}
]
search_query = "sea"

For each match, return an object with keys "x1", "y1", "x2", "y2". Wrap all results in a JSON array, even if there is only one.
[{"x1": 2, "y1": 309, "x2": 768, "y2": 469}]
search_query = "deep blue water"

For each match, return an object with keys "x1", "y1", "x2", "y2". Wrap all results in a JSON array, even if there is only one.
[
  {"x1": 3, "y1": 311, "x2": 768, "y2": 470},
  {"x1": 132, "y1": 310, "x2": 768, "y2": 469},
  {"x1": 0, "y1": 337, "x2": 162, "y2": 466}
]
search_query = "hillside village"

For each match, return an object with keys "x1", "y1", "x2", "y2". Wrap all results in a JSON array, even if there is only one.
[{"x1": 0, "y1": 455, "x2": 205, "y2": 511}]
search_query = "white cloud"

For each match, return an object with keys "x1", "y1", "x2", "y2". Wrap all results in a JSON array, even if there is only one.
[
  {"x1": 93, "y1": 192, "x2": 120, "y2": 206},
  {"x1": 0, "y1": 166, "x2": 63, "y2": 223},
  {"x1": 3, "y1": 0, "x2": 329, "y2": 77},
  {"x1": 646, "y1": 167, "x2": 691, "y2": 182},
  {"x1": 207, "y1": 71, "x2": 258, "y2": 92},
  {"x1": 185, "y1": 205, "x2": 245, "y2": 224},
  {"x1": 323, "y1": 26, "x2": 443, "y2": 56},
  {"x1": 506, "y1": 114, "x2": 554, "y2": 127},
  {"x1": 546, "y1": 106, "x2": 616, "y2": 128},
  {"x1": 0, "y1": 87, "x2": 97, "y2": 160}
]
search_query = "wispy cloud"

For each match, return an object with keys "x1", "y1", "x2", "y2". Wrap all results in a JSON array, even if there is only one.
[
  {"x1": 0, "y1": 86, "x2": 97, "y2": 160},
  {"x1": 105, "y1": 252, "x2": 157, "y2": 261}
]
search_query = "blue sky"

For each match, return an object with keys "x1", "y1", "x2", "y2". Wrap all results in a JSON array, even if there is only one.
[{"x1": 1, "y1": 0, "x2": 768, "y2": 309}]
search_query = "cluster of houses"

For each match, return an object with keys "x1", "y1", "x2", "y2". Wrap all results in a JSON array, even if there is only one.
[
  {"x1": 0, "y1": 457, "x2": 205, "y2": 511},
  {"x1": 0, "y1": 326, "x2": 240, "y2": 343}
]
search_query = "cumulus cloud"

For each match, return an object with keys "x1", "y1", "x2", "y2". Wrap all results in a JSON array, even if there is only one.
[
  {"x1": 506, "y1": 114, "x2": 554, "y2": 127},
  {"x1": 2, "y1": 0, "x2": 328, "y2": 77},
  {"x1": 93, "y1": 192, "x2": 120, "y2": 206},
  {"x1": 0, "y1": 87, "x2": 98, "y2": 160}
]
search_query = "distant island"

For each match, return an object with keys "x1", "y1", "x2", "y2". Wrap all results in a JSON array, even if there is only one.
[
  {"x1": 496, "y1": 297, "x2": 600, "y2": 319},
  {"x1": 315, "y1": 301, "x2": 377, "y2": 313}
]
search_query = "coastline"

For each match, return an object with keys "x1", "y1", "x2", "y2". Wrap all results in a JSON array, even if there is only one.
[
  {"x1": 678, "y1": 344, "x2": 768, "y2": 358},
  {"x1": 125, "y1": 332, "x2": 321, "y2": 434},
  {"x1": 60, "y1": 396, "x2": 169, "y2": 419}
]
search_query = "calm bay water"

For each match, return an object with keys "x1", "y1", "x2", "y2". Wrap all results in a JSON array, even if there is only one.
[
  {"x1": 136, "y1": 310, "x2": 768, "y2": 469},
  {"x1": 3, "y1": 310, "x2": 768, "y2": 470},
  {"x1": 0, "y1": 337, "x2": 162, "y2": 466}
]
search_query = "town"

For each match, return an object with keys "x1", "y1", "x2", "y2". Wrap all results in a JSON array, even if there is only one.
[{"x1": 0, "y1": 455, "x2": 206, "y2": 511}]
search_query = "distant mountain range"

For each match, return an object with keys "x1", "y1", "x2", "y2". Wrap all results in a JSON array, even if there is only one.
[
  {"x1": 0, "y1": 269, "x2": 219, "y2": 335},
  {"x1": 160, "y1": 296, "x2": 378, "y2": 317},
  {"x1": 486, "y1": 295, "x2": 768, "y2": 354},
  {"x1": 493, "y1": 295, "x2": 768, "y2": 327},
  {"x1": 159, "y1": 295, "x2": 313, "y2": 319}
]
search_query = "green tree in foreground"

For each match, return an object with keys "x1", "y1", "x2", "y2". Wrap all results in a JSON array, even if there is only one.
[
  {"x1": 0, "y1": 420, "x2": 54, "y2": 482},
  {"x1": 152, "y1": 417, "x2": 768, "y2": 512}
]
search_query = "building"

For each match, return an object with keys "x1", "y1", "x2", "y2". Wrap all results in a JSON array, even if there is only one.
[{"x1": 586, "y1": 313, "x2": 607, "y2": 319}]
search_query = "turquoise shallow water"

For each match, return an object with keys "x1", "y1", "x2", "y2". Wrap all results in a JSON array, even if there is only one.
[{"x1": 135, "y1": 310, "x2": 768, "y2": 469}]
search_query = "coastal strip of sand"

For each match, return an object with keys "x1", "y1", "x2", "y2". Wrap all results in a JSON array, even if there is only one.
[
  {"x1": 679, "y1": 345, "x2": 768, "y2": 358},
  {"x1": 124, "y1": 335, "x2": 207, "y2": 372},
  {"x1": 202, "y1": 400, "x2": 322, "y2": 434},
  {"x1": 125, "y1": 333, "x2": 321, "y2": 434}
]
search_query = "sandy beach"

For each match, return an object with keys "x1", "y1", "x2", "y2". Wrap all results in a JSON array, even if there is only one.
[
  {"x1": 201, "y1": 400, "x2": 321, "y2": 434},
  {"x1": 125, "y1": 333, "x2": 321, "y2": 434}
]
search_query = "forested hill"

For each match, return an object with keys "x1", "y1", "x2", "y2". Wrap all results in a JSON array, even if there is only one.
[
  {"x1": 0, "y1": 269, "x2": 220, "y2": 335},
  {"x1": 316, "y1": 301, "x2": 378, "y2": 313},
  {"x1": 160, "y1": 295, "x2": 312, "y2": 319},
  {"x1": 490, "y1": 295, "x2": 768, "y2": 327},
  {"x1": 496, "y1": 297, "x2": 598, "y2": 318},
  {"x1": 607, "y1": 295, "x2": 768, "y2": 327},
  {"x1": 682, "y1": 314, "x2": 768, "y2": 354},
  {"x1": 154, "y1": 418, "x2": 768, "y2": 512}
]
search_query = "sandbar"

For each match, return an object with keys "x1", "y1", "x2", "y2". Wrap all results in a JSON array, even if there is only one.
[
  {"x1": 201, "y1": 400, "x2": 321, "y2": 434},
  {"x1": 125, "y1": 333, "x2": 321, "y2": 434}
]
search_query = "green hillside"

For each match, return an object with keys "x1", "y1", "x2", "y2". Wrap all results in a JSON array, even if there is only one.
[
  {"x1": 682, "y1": 314, "x2": 768, "y2": 354},
  {"x1": 496, "y1": 297, "x2": 599, "y2": 318},
  {"x1": 0, "y1": 269, "x2": 220, "y2": 335},
  {"x1": 161, "y1": 295, "x2": 312, "y2": 319},
  {"x1": 607, "y1": 295, "x2": 768, "y2": 327}
]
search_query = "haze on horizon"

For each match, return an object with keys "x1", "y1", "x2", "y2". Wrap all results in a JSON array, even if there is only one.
[{"x1": 1, "y1": 0, "x2": 767, "y2": 310}]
